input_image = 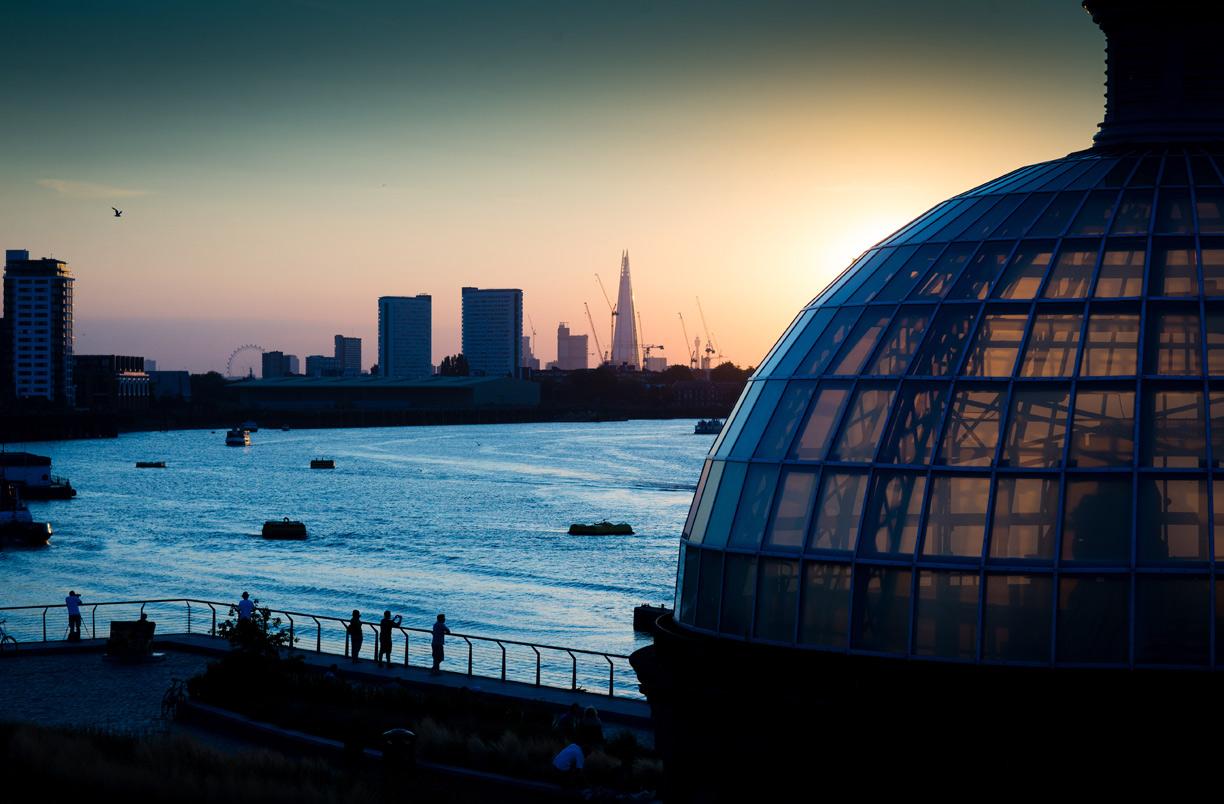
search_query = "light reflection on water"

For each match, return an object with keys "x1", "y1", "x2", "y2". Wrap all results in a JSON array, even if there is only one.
[{"x1": 2, "y1": 420, "x2": 708, "y2": 655}]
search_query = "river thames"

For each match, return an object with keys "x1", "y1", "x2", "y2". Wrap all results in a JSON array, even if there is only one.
[{"x1": 2, "y1": 421, "x2": 707, "y2": 658}]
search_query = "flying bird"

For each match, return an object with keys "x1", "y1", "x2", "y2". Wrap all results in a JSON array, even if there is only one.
[{"x1": 112, "y1": 207, "x2": 123, "y2": 218}]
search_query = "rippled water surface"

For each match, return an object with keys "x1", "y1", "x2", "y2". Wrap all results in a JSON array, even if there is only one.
[{"x1": 3, "y1": 421, "x2": 708, "y2": 655}]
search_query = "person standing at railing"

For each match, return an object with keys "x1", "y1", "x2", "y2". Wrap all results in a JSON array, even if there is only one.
[
  {"x1": 347, "y1": 609, "x2": 364, "y2": 663},
  {"x1": 430, "y1": 613, "x2": 450, "y2": 675},
  {"x1": 236, "y1": 591, "x2": 254, "y2": 621},
  {"x1": 377, "y1": 610, "x2": 401, "y2": 667},
  {"x1": 65, "y1": 590, "x2": 83, "y2": 641}
]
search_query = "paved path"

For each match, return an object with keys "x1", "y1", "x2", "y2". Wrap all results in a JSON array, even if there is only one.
[{"x1": 0, "y1": 649, "x2": 208, "y2": 733}]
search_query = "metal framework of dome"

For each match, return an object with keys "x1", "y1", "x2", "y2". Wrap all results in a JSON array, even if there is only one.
[{"x1": 672, "y1": 0, "x2": 1224, "y2": 669}]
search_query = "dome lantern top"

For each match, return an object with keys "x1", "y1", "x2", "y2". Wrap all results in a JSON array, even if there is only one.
[{"x1": 1086, "y1": 0, "x2": 1224, "y2": 147}]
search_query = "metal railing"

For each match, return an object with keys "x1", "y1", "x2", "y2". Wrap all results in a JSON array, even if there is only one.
[{"x1": 0, "y1": 598, "x2": 639, "y2": 699}]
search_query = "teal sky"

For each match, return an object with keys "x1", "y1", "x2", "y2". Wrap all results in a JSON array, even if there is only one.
[{"x1": 1, "y1": 1, "x2": 1104, "y2": 372}]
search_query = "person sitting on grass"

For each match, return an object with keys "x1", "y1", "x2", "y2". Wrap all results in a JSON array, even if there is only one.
[
  {"x1": 578, "y1": 706, "x2": 604, "y2": 749},
  {"x1": 551, "y1": 738, "x2": 586, "y2": 786},
  {"x1": 554, "y1": 702, "x2": 581, "y2": 739}
]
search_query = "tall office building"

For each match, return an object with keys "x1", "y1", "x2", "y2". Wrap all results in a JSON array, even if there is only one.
[
  {"x1": 610, "y1": 251, "x2": 640, "y2": 369},
  {"x1": 378, "y1": 295, "x2": 432, "y2": 379},
  {"x1": 520, "y1": 336, "x2": 540, "y2": 372},
  {"x1": 262, "y1": 351, "x2": 299, "y2": 379},
  {"x1": 305, "y1": 355, "x2": 340, "y2": 377},
  {"x1": 461, "y1": 287, "x2": 522, "y2": 377},
  {"x1": 555, "y1": 323, "x2": 589, "y2": 370},
  {"x1": 3, "y1": 250, "x2": 74, "y2": 404},
  {"x1": 333, "y1": 335, "x2": 362, "y2": 376}
]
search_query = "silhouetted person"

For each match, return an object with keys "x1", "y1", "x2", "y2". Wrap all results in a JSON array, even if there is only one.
[
  {"x1": 65, "y1": 591, "x2": 83, "y2": 641},
  {"x1": 348, "y1": 609, "x2": 364, "y2": 663},
  {"x1": 554, "y1": 702, "x2": 581, "y2": 739},
  {"x1": 578, "y1": 706, "x2": 604, "y2": 749},
  {"x1": 236, "y1": 591, "x2": 254, "y2": 620},
  {"x1": 431, "y1": 613, "x2": 450, "y2": 675},
  {"x1": 234, "y1": 590, "x2": 255, "y2": 636},
  {"x1": 377, "y1": 610, "x2": 402, "y2": 667}
]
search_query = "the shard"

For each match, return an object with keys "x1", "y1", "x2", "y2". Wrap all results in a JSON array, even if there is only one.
[{"x1": 610, "y1": 250, "x2": 640, "y2": 369}]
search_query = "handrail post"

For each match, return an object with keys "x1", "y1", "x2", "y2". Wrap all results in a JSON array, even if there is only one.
[
  {"x1": 567, "y1": 650, "x2": 577, "y2": 690},
  {"x1": 42, "y1": 607, "x2": 47, "y2": 642},
  {"x1": 496, "y1": 641, "x2": 506, "y2": 681},
  {"x1": 91, "y1": 605, "x2": 97, "y2": 640},
  {"x1": 604, "y1": 655, "x2": 615, "y2": 697},
  {"x1": 312, "y1": 617, "x2": 321, "y2": 653},
  {"x1": 531, "y1": 646, "x2": 541, "y2": 686},
  {"x1": 284, "y1": 613, "x2": 295, "y2": 650},
  {"x1": 462, "y1": 637, "x2": 473, "y2": 676},
  {"x1": 402, "y1": 629, "x2": 409, "y2": 667},
  {"x1": 186, "y1": 601, "x2": 192, "y2": 635},
  {"x1": 208, "y1": 604, "x2": 216, "y2": 636}
]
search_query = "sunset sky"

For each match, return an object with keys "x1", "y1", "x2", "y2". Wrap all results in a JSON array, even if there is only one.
[{"x1": 1, "y1": 0, "x2": 1105, "y2": 373}]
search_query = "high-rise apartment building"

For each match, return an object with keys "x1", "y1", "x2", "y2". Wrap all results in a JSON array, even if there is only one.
[
  {"x1": 555, "y1": 323, "x2": 589, "y2": 371},
  {"x1": 378, "y1": 295, "x2": 431, "y2": 379},
  {"x1": 333, "y1": 335, "x2": 362, "y2": 377},
  {"x1": 460, "y1": 287, "x2": 522, "y2": 378},
  {"x1": 3, "y1": 249, "x2": 74, "y2": 404}
]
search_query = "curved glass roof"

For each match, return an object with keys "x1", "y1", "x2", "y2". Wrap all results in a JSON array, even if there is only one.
[{"x1": 676, "y1": 146, "x2": 1224, "y2": 668}]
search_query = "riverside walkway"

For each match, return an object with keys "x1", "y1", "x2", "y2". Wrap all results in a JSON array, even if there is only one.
[{"x1": 0, "y1": 598, "x2": 651, "y2": 725}]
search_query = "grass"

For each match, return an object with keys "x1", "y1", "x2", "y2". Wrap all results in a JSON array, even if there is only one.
[
  {"x1": 0, "y1": 722, "x2": 381, "y2": 804},
  {"x1": 186, "y1": 652, "x2": 661, "y2": 793}
]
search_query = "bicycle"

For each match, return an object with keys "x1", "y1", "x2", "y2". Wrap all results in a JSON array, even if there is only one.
[{"x1": 0, "y1": 619, "x2": 16, "y2": 654}]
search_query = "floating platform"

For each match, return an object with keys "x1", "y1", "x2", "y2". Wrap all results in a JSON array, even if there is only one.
[
  {"x1": 262, "y1": 518, "x2": 307, "y2": 540},
  {"x1": 569, "y1": 521, "x2": 634, "y2": 536}
]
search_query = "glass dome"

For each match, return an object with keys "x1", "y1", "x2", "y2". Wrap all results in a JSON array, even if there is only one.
[{"x1": 675, "y1": 145, "x2": 1224, "y2": 668}]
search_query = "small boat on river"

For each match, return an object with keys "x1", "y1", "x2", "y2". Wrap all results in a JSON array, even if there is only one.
[
  {"x1": 694, "y1": 419, "x2": 724, "y2": 435},
  {"x1": 0, "y1": 482, "x2": 52, "y2": 546},
  {"x1": 262, "y1": 518, "x2": 307, "y2": 540},
  {"x1": 135, "y1": 461, "x2": 166, "y2": 468},
  {"x1": 225, "y1": 428, "x2": 250, "y2": 447},
  {"x1": 569, "y1": 521, "x2": 634, "y2": 536},
  {"x1": 310, "y1": 458, "x2": 335, "y2": 469}
]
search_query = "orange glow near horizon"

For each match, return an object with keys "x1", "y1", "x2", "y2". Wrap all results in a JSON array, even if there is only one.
[{"x1": 0, "y1": 1, "x2": 1105, "y2": 373}]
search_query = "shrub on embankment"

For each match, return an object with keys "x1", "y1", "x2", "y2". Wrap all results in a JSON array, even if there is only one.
[
  {"x1": 0, "y1": 721, "x2": 379, "y2": 804},
  {"x1": 186, "y1": 651, "x2": 661, "y2": 793}
]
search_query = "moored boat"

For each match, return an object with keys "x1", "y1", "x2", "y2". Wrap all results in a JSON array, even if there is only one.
[
  {"x1": 0, "y1": 452, "x2": 77, "y2": 499},
  {"x1": 262, "y1": 518, "x2": 307, "y2": 540},
  {"x1": 568, "y1": 521, "x2": 634, "y2": 535},
  {"x1": 693, "y1": 419, "x2": 724, "y2": 435},
  {"x1": 310, "y1": 458, "x2": 335, "y2": 469},
  {"x1": 0, "y1": 482, "x2": 52, "y2": 546},
  {"x1": 225, "y1": 428, "x2": 251, "y2": 446},
  {"x1": 135, "y1": 461, "x2": 166, "y2": 468}
]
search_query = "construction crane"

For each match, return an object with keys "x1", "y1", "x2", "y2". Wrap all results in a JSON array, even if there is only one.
[
  {"x1": 595, "y1": 273, "x2": 618, "y2": 361},
  {"x1": 637, "y1": 310, "x2": 663, "y2": 366},
  {"x1": 678, "y1": 313, "x2": 698, "y2": 370},
  {"x1": 527, "y1": 313, "x2": 538, "y2": 358},
  {"x1": 696, "y1": 297, "x2": 721, "y2": 368},
  {"x1": 584, "y1": 302, "x2": 607, "y2": 364}
]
